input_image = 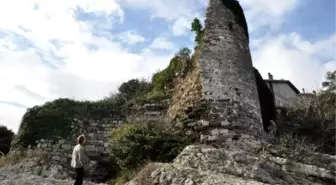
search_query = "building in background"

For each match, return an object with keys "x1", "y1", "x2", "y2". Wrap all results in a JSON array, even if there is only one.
[{"x1": 264, "y1": 73, "x2": 301, "y2": 107}]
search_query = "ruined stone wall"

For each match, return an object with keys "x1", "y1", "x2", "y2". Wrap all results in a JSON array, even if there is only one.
[
  {"x1": 197, "y1": 0, "x2": 264, "y2": 141},
  {"x1": 167, "y1": 52, "x2": 203, "y2": 121},
  {"x1": 27, "y1": 116, "x2": 121, "y2": 181},
  {"x1": 23, "y1": 101, "x2": 169, "y2": 182},
  {"x1": 131, "y1": 99, "x2": 170, "y2": 123}
]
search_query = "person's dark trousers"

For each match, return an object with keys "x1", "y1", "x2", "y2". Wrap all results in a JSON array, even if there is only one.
[{"x1": 74, "y1": 168, "x2": 84, "y2": 185}]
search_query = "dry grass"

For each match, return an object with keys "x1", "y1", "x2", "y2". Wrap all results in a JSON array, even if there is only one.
[
  {"x1": 277, "y1": 91, "x2": 336, "y2": 155},
  {"x1": 0, "y1": 149, "x2": 48, "y2": 168},
  {"x1": 106, "y1": 162, "x2": 160, "y2": 185},
  {"x1": 0, "y1": 150, "x2": 26, "y2": 167},
  {"x1": 129, "y1": 163, "x2": 160, "y2": 185}
]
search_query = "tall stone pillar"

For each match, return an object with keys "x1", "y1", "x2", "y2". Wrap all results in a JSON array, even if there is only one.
[{"x1": 198, "y1": 0, "x2": 264, "y2": 141}]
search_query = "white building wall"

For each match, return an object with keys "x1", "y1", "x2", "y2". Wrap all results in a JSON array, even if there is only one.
[{"x1": 267, "y1": 83, "x2": 298, "y2": 107}]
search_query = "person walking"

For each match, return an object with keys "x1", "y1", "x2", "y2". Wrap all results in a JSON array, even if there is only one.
[{"x1": 71, "y1": 134, "x2": 89, "y2": 185}]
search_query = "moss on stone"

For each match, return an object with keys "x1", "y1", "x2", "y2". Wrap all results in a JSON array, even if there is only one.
[{"x1": 12, "y1": 98, "x2": 126, "y2": 148}]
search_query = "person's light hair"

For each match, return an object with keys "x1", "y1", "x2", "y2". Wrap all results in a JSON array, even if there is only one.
[{"x1": 77, "y1": 134, "x2": 86, "y2": 145}]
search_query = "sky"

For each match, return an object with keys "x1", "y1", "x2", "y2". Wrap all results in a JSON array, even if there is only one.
[{"x1": 0, "y1": 0, "x2": 335, "y2": 133}]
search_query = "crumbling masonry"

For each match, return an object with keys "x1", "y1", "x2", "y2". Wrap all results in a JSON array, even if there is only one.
[{"x1": 170, "y1": 0, "x2": 269, "y2": 144}]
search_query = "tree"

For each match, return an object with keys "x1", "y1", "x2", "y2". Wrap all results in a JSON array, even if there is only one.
[
  {"x1": 191, "y1": 18, "x2": 204, "y2": 45},
  {"x1": 0, "y1": 125, "x2": 14, "y2": 155},
  {"x1": 176, "y1": 47, "x2": 192, "y2": 61},
  {"x1": 118, "y1": 79, "x2": 152, "y2": 101},
  {"x1": 322, "y1": 70, "x2": 336, "y2": 92}
]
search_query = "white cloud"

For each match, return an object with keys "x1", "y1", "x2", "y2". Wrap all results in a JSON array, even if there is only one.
[
  {"x1": 240, "y1": 0, "x2": 299, "y2": 32},
  {"x1": 150, "y1": 37, "x2": 175, "y2": 50},
  {"x1": 239, "y1": 0, "x2": 335, "y2": 93},
  {"x1": 0, "y1": 104, "x2": 26, "y2": 133},
  {"x1": 118, "y1": 30, "x2": 145, "y2": 45},
  {"x1": 252, "y1": 33, "x2": 336, "y2": 92},
  {"x1": 0, "y1": 0, "x2": 334, "y2": 134},
  {"x1": 172, "y1": 17, "x2": 190, "y2": 36},
  {"x1": 120, "y1": 0, "x2": 204, "y2": 35},
  {"x1": 0, "y1": 0, "x2": 175, "y2": 133}
]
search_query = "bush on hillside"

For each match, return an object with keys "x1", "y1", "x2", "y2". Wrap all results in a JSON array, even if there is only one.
[
  {"x1": 118, "y1": 79, "x2": 153, "y2": 102},
  {"x1": 0, "y1": 125, "x2": 14, "y2": 155},
  {"x1": 108, "y1": 122, "x2": 191, "y2": 171},
  {"x1": 151, "y1": 48, "x2": 193, "y2": 93},
  {"x1": 278, "y1": 90, "x2": 336, "y2": 154}
]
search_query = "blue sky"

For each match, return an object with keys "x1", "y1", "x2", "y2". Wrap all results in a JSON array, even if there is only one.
[{"x1": 0, "y1": 0, "x2": 335, "y2": 132}]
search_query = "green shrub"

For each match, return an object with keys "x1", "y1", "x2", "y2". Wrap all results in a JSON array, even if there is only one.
[
  {"x1": 278, "y1": 91, "x2": 336, "y2": 154},
  {"x1": 191, "y1": 18, "x2": 204, "y2": 45},
  {"x1": 118, "y1": 78, "x2": 153, "y2": 102},
  {"x1": 151, "y1": 49, "x2": 193, "y2": 94},
  {"x1": 109, "y1": 122, "x2": 191, "y2": 170},
  {"x1": 135, "y1": 90, "x2": 170, "y2": 105},
  {"x1": 0, "y1": 125, "x2": 14, "y2": 155}
]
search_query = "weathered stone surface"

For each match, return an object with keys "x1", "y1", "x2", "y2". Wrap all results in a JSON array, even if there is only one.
[
  {"x1": 196, "y1": 0, "x2": 264, "y2": 141},
  {"x1": 127, "y1": 145, "x2": 336, "y2": 185}
]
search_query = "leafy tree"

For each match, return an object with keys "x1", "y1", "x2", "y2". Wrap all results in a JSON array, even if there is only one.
[
  {"x1": 0, "y1": 125, "x2": 14, "y2": 155},
  {"x1": 176, "y1": 47, "x2": 192, "y2": 61},
  {"x1": 118, "y1": 79, "x2": 152, "y2": 101},
  {"x1": 322, "y1": 70, "x2": 336, "y2": 92},
  {"x1": 191, "y1": 18, "x2": 204, "y2": 45}
]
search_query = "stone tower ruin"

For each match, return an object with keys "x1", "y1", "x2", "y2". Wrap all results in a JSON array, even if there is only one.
[{"x1": 198, "y1": 0, "x2": 264, "y2": 140}]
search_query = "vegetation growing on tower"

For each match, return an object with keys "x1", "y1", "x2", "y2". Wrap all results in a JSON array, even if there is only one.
[{"x1": 191, "y1": 18, "x2": 204, "y2": 48}]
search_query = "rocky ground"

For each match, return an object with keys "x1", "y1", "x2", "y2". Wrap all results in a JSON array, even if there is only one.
[
  {"x1": 1, "y1": 142, "x2": 335, "y2": 185},
  {"x1": 127, "y1": 143, "x2": 336, "y2": 185},
  {"x1": 0, "y1": 157, "x2": 107, "y2": 185}
]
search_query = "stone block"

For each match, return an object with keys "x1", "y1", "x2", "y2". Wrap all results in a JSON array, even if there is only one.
[
  {"x1": 60, "y1": 157, "x2": 68, "y2": 163},
  {"x1": 187, "y1": 122, "x2": 197, "y2": 127},
  {"x1": 61, "y1": 144, "x2": 72, "y2": 150},
  {"x1": 186, "y1": 130, "x2": 194, "y2": 136},
  {"x1": 52, "y1": 144, "x2": 60, "y2": 149},
  {"x1": 221, "y1": 120, "x2": 230, "y2": 126},
  {"x1": 211, "y1": 128, "x2": 220, "y2": 136},
  {"x1": 86, "y1": 145, "x2": 95, "y2": 152},
  {"x1": 208, "y1": 135, "x2": 218, "y2": 141},
  {"x1": 98, "y1": 147, "x2": 104, "y2": 153},
  {"x1": 199, "y1": 120, "x2": 210, "y2": 127},
  {"x1": 90, "y1": 123, "x2": 98, "y2": 126},
  {"x1": 220, "y1": 129, "x2": 229, "y2": 134},
  {"x1": 59, "y1": 139, "x2": 66, "y2": 144},
  {"x1": 52, "y1": 156, "x2": 60, "y2": 161}
]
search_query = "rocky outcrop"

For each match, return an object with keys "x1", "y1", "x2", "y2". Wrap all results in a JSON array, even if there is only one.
[
  {"x1": 0, "y1": 156, "x2": 107, "y2": 185},
  {"x1": 127, "y1": 145, "x2": 336, "y2": 185}
]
